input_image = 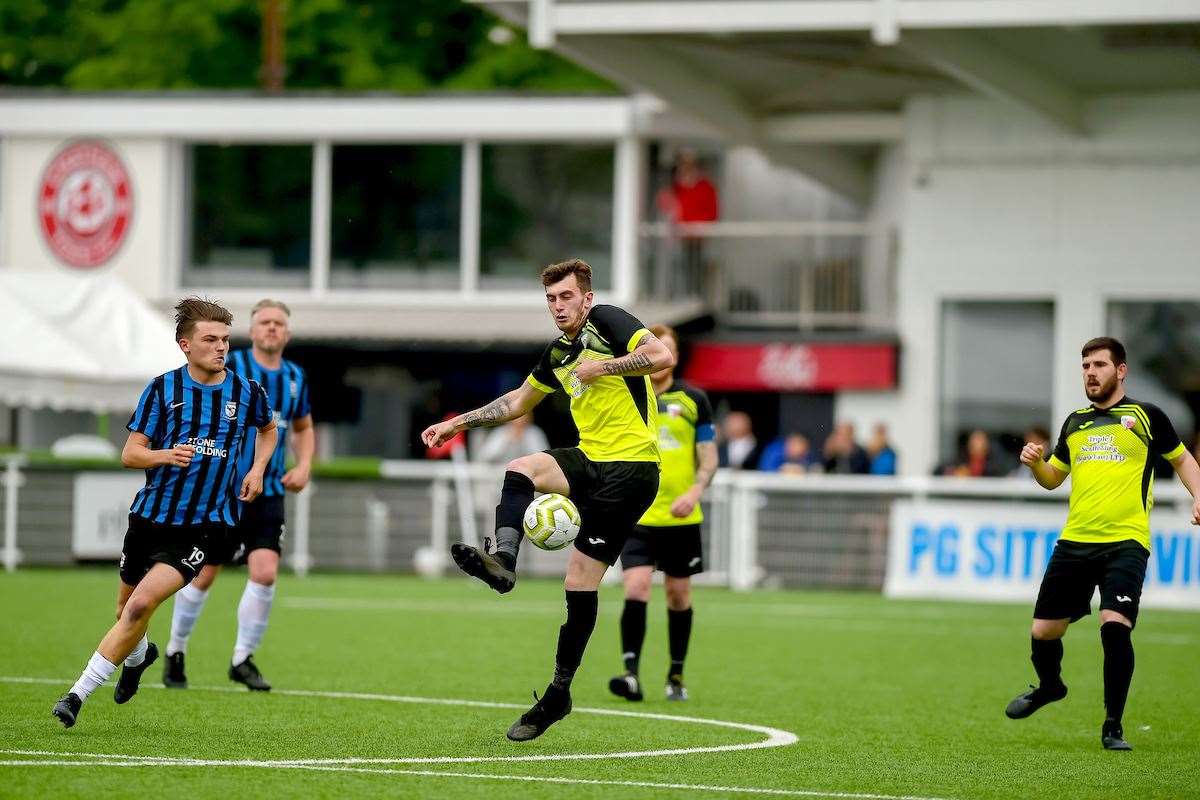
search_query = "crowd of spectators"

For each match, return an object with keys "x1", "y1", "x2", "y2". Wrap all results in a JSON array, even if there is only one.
[{"x1": 719, "y1": 417, "x2": 898, "y2": 476}]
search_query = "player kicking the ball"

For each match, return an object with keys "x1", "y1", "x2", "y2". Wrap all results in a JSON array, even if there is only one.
[
  {"x1": 422, "y1": 258, "x2": 673, "y2": 741},
  {"x1": 52, "y1": 298, "x2": 275, "y2": 728}
]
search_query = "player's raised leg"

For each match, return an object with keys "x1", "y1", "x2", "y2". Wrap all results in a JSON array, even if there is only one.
[
  {"x1": 449, "y1": 451, "x2": 569, "y2": 594},
  {"x1": 164, "y1": 563, "x2": 221, "y2": 688}
]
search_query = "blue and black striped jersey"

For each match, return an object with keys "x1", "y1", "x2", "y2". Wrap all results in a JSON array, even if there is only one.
[
  {"x1": 227, "y1": 349, "x2": 311, "y2": 497},
  {"x1": 126, "y1": 366, "x2": 272, "y2": 526}
]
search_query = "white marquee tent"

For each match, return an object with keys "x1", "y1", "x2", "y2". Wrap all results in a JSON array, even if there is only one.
[{"x1": 0, "y1": 271, "x2": 183, "y2": 413}]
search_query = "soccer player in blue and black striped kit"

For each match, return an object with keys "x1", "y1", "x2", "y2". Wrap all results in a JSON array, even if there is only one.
[
  {"x1": 52, "y1": 298, "x2": 276, "y2": 728},
  {"x1": 163, "y1": 299, "x2": 313, "y2": 691}
]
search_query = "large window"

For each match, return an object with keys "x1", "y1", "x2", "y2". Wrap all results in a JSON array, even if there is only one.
[
  {"x1": 480, "y1": 143, "x2": 613, "y2": 291},
  {"x1": 1108, "y1": 301, "x2": 1199, "y2": 451},
  {"x1": 185, "y1": 144, "x2": 312, "y2": 288},
  {"x1": 939, "y1": 301, "x2": 1055, "y2": 473},
  {"x1": 330, "y1": 145, "x2": 461, "y2": 290}
]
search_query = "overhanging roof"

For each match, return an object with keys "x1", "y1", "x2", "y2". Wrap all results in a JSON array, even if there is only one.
[
  {"x1": 481, "y1": 1, "x2": 1200, "y2": 201},
  {"x1": 0, "y1": 271, "x2": 184, "y2": 413}
]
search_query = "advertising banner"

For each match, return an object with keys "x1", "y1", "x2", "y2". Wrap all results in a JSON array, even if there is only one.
[
  {"x1": 886, "y1": 500, "x2": 1200, "y2": 610},
  {"x1": 72, "y1": 472, "x2": 144, "y2": 559}
]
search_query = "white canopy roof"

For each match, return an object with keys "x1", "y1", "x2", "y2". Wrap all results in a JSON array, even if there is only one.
[{"x1": 0, "y1": 271, "x2": 184, "y2": 413}]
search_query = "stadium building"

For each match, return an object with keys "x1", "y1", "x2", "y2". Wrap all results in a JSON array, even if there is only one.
[{"x1": 0, "y1": 1, "x2": 1198, "y2": 600}]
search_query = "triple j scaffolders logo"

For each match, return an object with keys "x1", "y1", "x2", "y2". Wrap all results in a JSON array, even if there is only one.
[{"x1": 38, "y1": 140, "x2": 134, "y2": 269}]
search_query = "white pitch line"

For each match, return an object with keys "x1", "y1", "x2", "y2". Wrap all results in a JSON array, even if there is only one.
[
  {"x1": 277, "y1": 598, "x2": 1196, "y2": 644},
  {"x1": 0, "y1": 756, "x2": 957, "y2": 800},
  {"x1": 0, "y1": 676, "x2": 795, "y2": 764}
]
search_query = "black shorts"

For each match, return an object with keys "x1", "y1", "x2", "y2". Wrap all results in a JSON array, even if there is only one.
[
  {"x1": 546, "y1": 447, "x2": 659, "y2": 566},
  {"x1": 1034, "y1": 539, "x2": 1150, "y2": 627},
  {"x1": 119, "y1": 514, "x2": 225, "y2": 586},
  {"x1": 621, "y1": 524, "x2": 704, "y2": 577},
  {"x1": 211, "y1": 494, "x2": 286, "y2": 566}
]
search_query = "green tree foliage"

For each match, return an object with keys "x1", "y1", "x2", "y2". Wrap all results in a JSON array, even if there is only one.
[{"x1": 0, "y1": 0, "x2": 614, "y2": 92}]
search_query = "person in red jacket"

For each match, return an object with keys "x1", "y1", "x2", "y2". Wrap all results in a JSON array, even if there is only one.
[{"x1": 656, "y1": 150, "x2": 719, "y2": 295}]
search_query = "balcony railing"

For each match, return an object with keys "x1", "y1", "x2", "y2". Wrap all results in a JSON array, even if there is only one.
[{"x1": 639, "y1": 220, "x2": 895, "y2": 330}]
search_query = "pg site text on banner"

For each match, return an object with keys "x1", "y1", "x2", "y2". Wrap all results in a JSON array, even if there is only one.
[{"x1": 885, "y1": 500, "x2": 1200, "y2": 610}]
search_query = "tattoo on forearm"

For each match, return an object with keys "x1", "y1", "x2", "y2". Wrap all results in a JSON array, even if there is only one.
[
  {"x1": 601, "y1": 352, "x2": 653, "y2": 376},
  {"x1": 462, "y1": 397, "x2": 510, "y2": 429}
]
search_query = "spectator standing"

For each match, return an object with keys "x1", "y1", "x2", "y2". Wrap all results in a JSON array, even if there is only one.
[
  {"x1": 657, "y1": 150, "x2": 719, "y2": 296},
  {"x1": 946, "y1": 429, "x2": 1006, "y2": 477},
  {"x1": 866, "y1": 423, "x2": 897, "y2": 475},
  {"x1": 717, "y1": 411, "x2": 760, "y2": 470},
  {"x1": 760, "y1": 433, "x2": 820, "y2": 474},
  {"x1": 476, "y1": 414, "x2": 550, "y2": 465},
  {"x1": 823, "y1": 421, "x2": 870, "y2": 474}
]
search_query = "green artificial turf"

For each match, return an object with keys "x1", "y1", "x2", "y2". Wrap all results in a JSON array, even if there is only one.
[{"x1": 1, "y1": 568, "x2": 1197, "y2": 799}]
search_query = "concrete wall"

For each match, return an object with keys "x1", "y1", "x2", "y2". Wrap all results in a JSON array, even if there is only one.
[
  {"x1": 0, "y1": 136, "x2": 174, "y2": 297},
  {"x1": 839, "y1": 91, "x2": 1200, "y2": 476}
]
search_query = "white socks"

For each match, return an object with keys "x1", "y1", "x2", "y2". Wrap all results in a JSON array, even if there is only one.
[
  {"x1": 69, "y1": 652, "x2": 117, "y2": 701},
  {"x1": 124, "y1": 635, "x2": 148, "y2": 667},
  {"x1": 167, "y1": 584, "x2": 210, "y2": 656},
  {"x1": 233, "y1": 581, "x2": 275, "y2": 666}
]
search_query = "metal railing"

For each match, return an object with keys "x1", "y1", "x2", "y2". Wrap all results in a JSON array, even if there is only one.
[
  {"x1": 7, "y1": 455, "x2": 1194, "y2": 590},
  {"x1": 638, "y1": 220, "x2": 895, "y2": 330}
]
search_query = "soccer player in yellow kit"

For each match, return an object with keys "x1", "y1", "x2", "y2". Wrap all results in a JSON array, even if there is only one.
[
  {"x1": 422, "y1": 259, "x2": 674, "y2": 741},
  {"x1": 1005, "y1": 337, "x2": 1200, "y2": 750},
  {"x1": 608, "y1": 324, "x2": 717, "y2": 703}
]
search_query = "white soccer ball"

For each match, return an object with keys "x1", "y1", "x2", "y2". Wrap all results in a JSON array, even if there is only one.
[{"x1": 523, "y1": 493, "x2": 582, "y2": 551}]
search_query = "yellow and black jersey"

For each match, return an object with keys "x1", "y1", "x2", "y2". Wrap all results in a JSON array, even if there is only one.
[
  {"x1": 640, "y1": 381, "x2": 715, "y2": 527},
  {"x1": 526, "y1": 304, "x2": 659, "y2": 463},
  {"x1": 1049, "y1": 396, "x2": 1186, "y2": 550}
]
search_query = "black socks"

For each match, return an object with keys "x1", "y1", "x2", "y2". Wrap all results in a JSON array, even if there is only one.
[
  {"x1": 552, "y1": 590, "x2": 599, "y2": 691},
  {"x1": 493, "y1": 471, "x2": 535, "y2": 570},
  {"x1": 1100, "y1": 621, "x2": 1134, "y2": 724},
  {"x1": 668, "y1": 607, "x2": 693, "y2": 680},
  {"x1": 620, "y1": 599, "x2": 647, "y2": 674},
  {"x1": 1030, "y1": 636, "x2": 1064, "y2": 690}
]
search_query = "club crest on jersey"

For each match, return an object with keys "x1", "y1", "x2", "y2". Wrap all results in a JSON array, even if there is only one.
[
  {"x1": 290, "y1": 380, "x2": 298, "y2": 397},
  {"x1": 1120, "y1": 415, "x2": 1136, "y2": 429},
  {"x1": 224, "y1": 401, "x2": 238, "y2": 419},
  {"x1": 667, "y1": 403, "x2": 684, "y2": 417}
]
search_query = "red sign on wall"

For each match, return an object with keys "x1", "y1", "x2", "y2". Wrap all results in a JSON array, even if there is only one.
[
  {"x1": 38, "y1": 140, "x2": 134, "y2": 269},
  {"x1": 683, "y1": 342, "x2": 897, "y2": 392}
]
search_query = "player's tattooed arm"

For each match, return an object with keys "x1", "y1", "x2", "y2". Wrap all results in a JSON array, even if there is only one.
[
  {"x1": 577, "y1": 333, "x2": 676, "y2": 383},
  {"x1": 421, "y1": 383, "x2": 548, "y2": 448},
  {"x1": 461, "y1": 396, "x2": 512, "y2": 429},
  {"x1": 600, "y1": 351, "x2": 653, "y2": 376}
]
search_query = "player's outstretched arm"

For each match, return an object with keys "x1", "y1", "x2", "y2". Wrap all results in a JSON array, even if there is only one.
[
  {"x1": 1019, "y1": 442, "x2": 1067, "y2": 490},
  {"x1": 421, "y1": 382, "x2": 547, "y2": 448},
  {"x1": 576, "y1": 333, "x2": 676, "y2": 384},
  {"x1": 121, "y1": 431, "x2": 194, "y2": 470},
  {"x1": 1168, "y1": 449, "x2": 1200, "y2": 525}
]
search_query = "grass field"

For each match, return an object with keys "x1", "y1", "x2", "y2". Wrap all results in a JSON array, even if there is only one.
[{"x1": 1, "y1": 567, "x2": 1197, "y2": 799}]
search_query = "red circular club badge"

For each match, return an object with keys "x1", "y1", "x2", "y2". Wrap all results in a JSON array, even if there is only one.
[{"x1": 38, "y1": 140, "x2": 134, "y2": 269}]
